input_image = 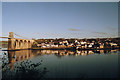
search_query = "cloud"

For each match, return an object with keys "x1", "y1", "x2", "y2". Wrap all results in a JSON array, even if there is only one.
[
  {"x1": 68, "y1": 28, "x2": 80, "y2": 31},
  {"x1": 36, "y1": 32, "x2": 59, "y2": 36},
  {"x1": 106, "y1": 27, "x2": 117, "y2": 31},
  {"x1": 92, "y1": 31, "x2": 108, "y2": 35}
]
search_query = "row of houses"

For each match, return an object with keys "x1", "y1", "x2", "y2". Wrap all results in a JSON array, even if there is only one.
[
  {"x1": 34, "y1": 38, "x2": 120, "y2": 50},
  {"x1": 75, "y1": 40, "x2": 118, "y2": 49}
]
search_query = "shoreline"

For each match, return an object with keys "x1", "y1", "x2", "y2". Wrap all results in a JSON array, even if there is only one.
[{"x1": 2, "y1": 47, "x2": 120, "y2": 51}]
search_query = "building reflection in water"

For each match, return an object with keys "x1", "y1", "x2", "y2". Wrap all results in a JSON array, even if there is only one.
[
  {"x1": 8, "y1": 50, "x2": 34, "y2": 70},
  {"x1": 7, "y1": 49, "x2": 119, "y2": 70},
  {"x1": 3, "y1": 50, "x2": 48, "y2": 80}
]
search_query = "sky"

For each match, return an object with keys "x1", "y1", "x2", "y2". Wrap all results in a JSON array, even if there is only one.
[{"x1": 2, "y1": 2, "x2": 118, "y2": 39}]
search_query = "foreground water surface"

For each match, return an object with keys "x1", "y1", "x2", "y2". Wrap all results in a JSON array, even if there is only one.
[{"x1": 1, "y1": 49, "x2": 120, "y2": 79}]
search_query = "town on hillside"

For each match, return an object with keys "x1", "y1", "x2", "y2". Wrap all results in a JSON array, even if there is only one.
[{"x1": 32, "y1": 37, "x2": 120, "y2": 50}]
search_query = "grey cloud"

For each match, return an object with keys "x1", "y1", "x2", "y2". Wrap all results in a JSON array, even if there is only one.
[
  {"x1": 106, "y1": 27, "x2": 117, "y2": 31},
  {"x1": 68, "y1": 28, "x2": 80, "y2": 31},
  {"x1": 92, "y1": 31, "x2": 108, "y2": 35}
]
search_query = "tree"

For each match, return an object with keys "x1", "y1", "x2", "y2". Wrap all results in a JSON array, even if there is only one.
[{"x1": 32, "y1": 42, "x2": 38, "y2": 47}]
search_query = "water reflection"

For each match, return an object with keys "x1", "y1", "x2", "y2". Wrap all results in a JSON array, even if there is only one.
[
  {"x1": 32, "y1": 49, "x2": 119, "y2": 57},
  {"x1": 2, "y1": 49, "x2": 119, "y2": 69},
  {"x1": 5, "y1": 50, "x2": 34, "y2": 70},
  {"x1": 2, "y1": 60, "x2": 49, "y2": 80},
  {"x1": 2, "y1": 50, "x2": 49, "y2": 80},
  {"x1": 2, "y1": 49, "x2": 119, "y2": 79}
]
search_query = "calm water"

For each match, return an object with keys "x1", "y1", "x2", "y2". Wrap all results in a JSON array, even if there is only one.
[{"x1": 1, "y1": 49, "x2": 120, "y2": 79}]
